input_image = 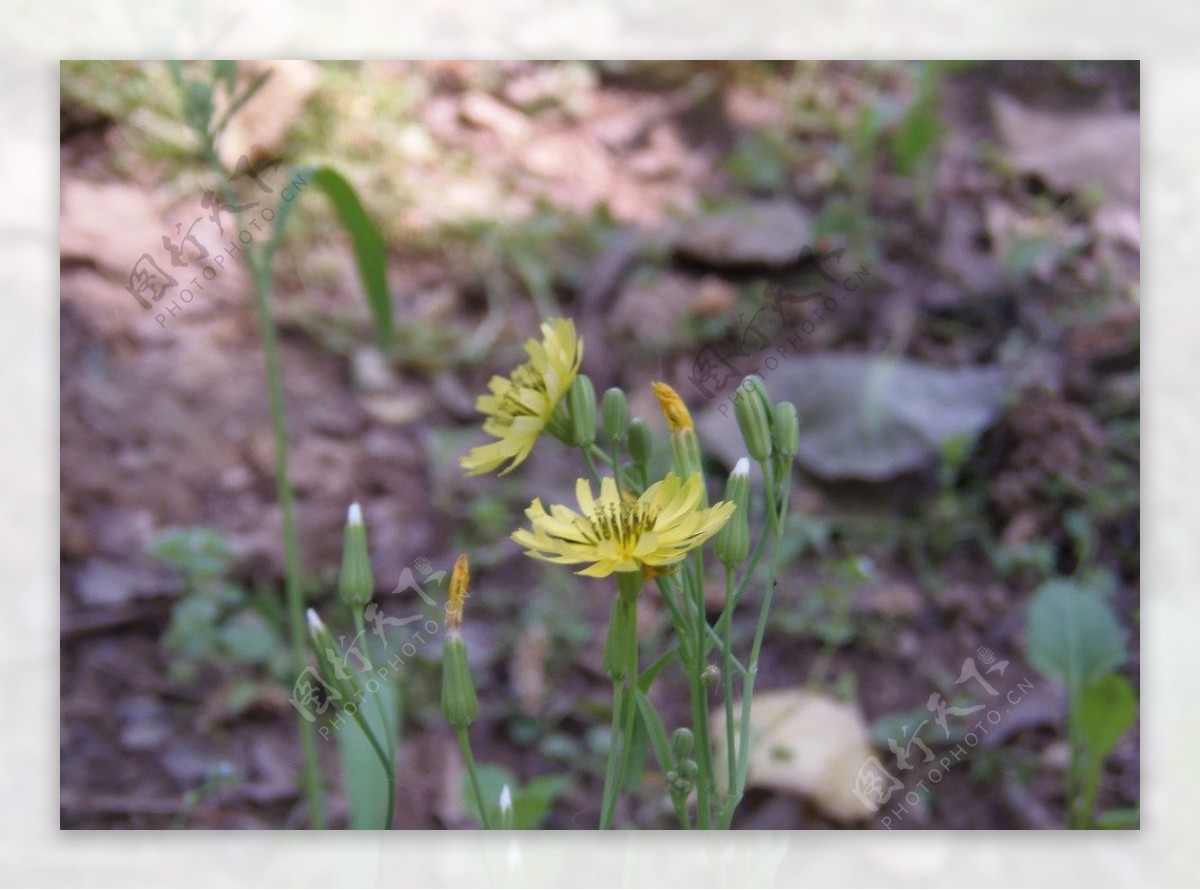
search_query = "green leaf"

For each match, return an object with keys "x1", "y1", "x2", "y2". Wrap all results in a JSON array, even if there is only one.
[
  {"x1": 462, "y1": 764, "x2": 568, "y2": 830},
  {"x1": 337, "y1": 669, "x2": 399, "y2": 829},
  {"x1": 621, "y1": 706, "x2": 652, "y2": 792},
  {"x1": 1026, "y1": 578, "x2": 1127, "y2": 709},
  {"x1": 637, "y1": 646, "x2": 678, "y2": 694},
  {"x1": 211, "y1": 68, "x2": 274, "y2": 138},
  {"x1": 263, "y1": 166, "x2": 394, "y2": 352},
  {"x1": 1094, "y1": 806, "x2": 1140, "y2": 830},
  {"x1": 633, "y1": 689, "x2": 673, "y2": 775},
  {"x1": 892, "y1": 63, "x2": 943, "y2": 174},
  {"x1": 217, "y1": 610, "x2": 281, "y2": 665},
  {"x1": 1079, "y1": 673, "x2": 1137, "y2": 767}
]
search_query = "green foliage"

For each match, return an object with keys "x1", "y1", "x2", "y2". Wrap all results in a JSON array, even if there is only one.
[
  {"x1": 462, "y1": 764, "x2": 569, "y2": 830},
  {"x1": 891, "y1": 62, "x2": 944, "y2": 176},
  {"x1": 1024, "y1": 576, "x2": 1136, "y2": 828},
  {"x1": 724, "y1": 129, "x2": 793, "y2": 193},
  {"x1": 1025, "y1": 578, "x2": 1127, "y2": 696},
  {"x1": 1077, "y1": 673, "x2": 1137, "y2": 827},
  {"x1": 150, "y1": 528, "x2": 290, "y2": 683},
  {"x1": 338, "y1": 666, "x2": 401, "y2": 829},
  {"x1": 263, "y1": 166, "x2": 395, "y2": 353}
]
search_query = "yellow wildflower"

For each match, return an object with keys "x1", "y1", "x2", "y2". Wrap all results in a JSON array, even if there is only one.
[
  {"x1": 512, "y1": 473, "x2": 735, "y2": 578},
  {"x1": 651, "y1": 381, "x2": 694, "y2": 433},
  {"x1": 461, "y1": 318, "x2": 583, "y2": 476}
]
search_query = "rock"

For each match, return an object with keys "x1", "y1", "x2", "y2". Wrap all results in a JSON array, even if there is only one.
[
  {"x1": 674, "y1": 200, "x2": 813, "y2": 268},
  {"x1": 991, "y1": 93, "x2": 1139, "y2": 211},
  {"x1": 698, "y1": 354, "x2": 1011, "y2": 480},
  {"x1": 712, "y1": 688, "x2": 874, "y2": 822}
]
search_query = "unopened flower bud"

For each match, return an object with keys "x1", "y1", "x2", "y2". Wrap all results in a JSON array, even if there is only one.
[
  {"x1": 671, "y1": 727, "x2": 694, "y2": 760},
  {"x1": 701, "y1": 664, "x2": 721, "y2": 687},
  {"x1": 773, "y1": 401, "x2": 799, "y2": 459},
  {"x1": 499, "y1": 784, "x2": 514, "y2": 830},
  {"x1": 338, "y1": 502, "x2": 374, "y2": 609},
  {"x1": 440, "y1": 634, "x2": 478, "y2": 728},
  {"x1": 628, "y1": 418, "x2": 653, "y2": 466},
  {"x1": 446, "y1": 554, "x2": 470, "y2": 631},
  {"x1": 650, "y1": 382, "x2": 694, "y2": 434},
  {"x1": 602, "y1": 387, "x2": 628, "y2": 442},
  {"x1": 306, "y1": 609, "x2": 362, "y2": 702},
  {"x1": 669, "y1": 427, "x2": 704, "y2": 482},
  {"x1": 715, "y1": 458, "x2": 751, "y2": 568},
  {"x1": 569, "y1": 375, "x2": 597, "y2": 448},
  {"x1": 734, "y1": 380, "x2": 773, "y2": 462}
]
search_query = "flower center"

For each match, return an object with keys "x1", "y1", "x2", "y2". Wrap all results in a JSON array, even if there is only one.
[
  {"x1": 495, "y1": 361, "x2": 548, "y2": 425},
  {"x1": 585, "y1": 502, "x2": 660, "y2": 550}
]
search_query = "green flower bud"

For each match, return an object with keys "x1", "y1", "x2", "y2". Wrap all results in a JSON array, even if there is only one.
[
  {"x1": 715, "y1": 458, "x2": 751, "y2": 569},
  {"x1": 569, "y1": 375, "x2": 597, "y2": 448},
  {"x1": 678, "y1": 758, "x2": 699, "y2": 782},
  {"x1": 440, "y1": 634, "x2": 478, "y2": 728},
  {"x1": 773, "y1": 401, "x2": 800, "y2": 459},
  {"x1": 601, "y1": 387, "x2": 628, "y2": 442},
  {"x1": 701, "y1": 663, "x2": 721, "y2": 687},
  {"x1": 307, "y1": 609, "x2": 362, "y2": 703},
  {"x1": 669, "y1": 427, "x2": 704, "y2": 485},
  {"x1": 734, "y1": 380, "x2": 773, "y2": 462},
  {"x1": 338, "y1": 502, "x2": 374, "y2": 609},
  {"x1": 718, "y1": 518, "x2": 748, "y2": 570},
  {"x1": 723, "y1": 457, "x2": 751, "y2": 511},
  {"x1": 742, "y1": 374, "x2": 773, "y2": 416},
  {"x1": 671, "y1": 727, "x2": 694, "y2": 761},
  {"x1": 628, "y1": 418, "x2": 653, "y2": 466}
]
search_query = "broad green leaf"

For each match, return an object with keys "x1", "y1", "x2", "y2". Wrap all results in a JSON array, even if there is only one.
[
  {"x1": 1079, "y1": 673, "x2": 1137, "y2": 767},
  {"x1": 264, "y1": 166, "x2": 394, "y2": 352},
  {"x1": 337, "y1": 670, "x2": 399, "y2": 829},
  {"x1": 1025, "y1": 579, "x2": 1127, "y2": 697}
]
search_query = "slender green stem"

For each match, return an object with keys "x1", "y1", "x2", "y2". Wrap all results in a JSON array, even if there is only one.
[
  {"x1": 687, "y1": 658, "x2": 714, "y2": 829},
  {"x1": 582, "y1": 448, "x2": 603, "y2": 487},
  {"x1": 249, "y1": 251, "x2": 325, "y2": 830},
  {"x1": 724, "y1": 458, "x2": 788, "y2": 825},
  {"x1": 599, "y1": 680, "x2": 628, "y2": 829},
  {"x1": 720, "y1": 565, "x2": 738, "y2": 811},
  {"x1": 457, "y1": 726, "x2": 493, "y2": 829},
  {"x1": 183, "y1": 77, "x2": 325, "y2": 827}
]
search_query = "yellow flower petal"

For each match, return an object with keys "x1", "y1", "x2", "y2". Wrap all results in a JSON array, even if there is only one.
[
  {"x1": 510, "y1": 472, "x2": 734, "y2": 578},
  {"x1": 460, "y1": 318, "x2": 583, "y2": 476}
]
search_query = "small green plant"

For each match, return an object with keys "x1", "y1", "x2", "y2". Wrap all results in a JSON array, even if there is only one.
[
  {"x1": 463, "y1": 765, "x2": 570, "y2": 830},
  {"x1": 1024, "y1": 576, "x2": 1137, "y2": 828},
  {"x1": 167, "y1": 61, "x2": 397, "y2": 829},
  {"x1": 151, "y1": 527, "x2": 289, "y2": 683}
]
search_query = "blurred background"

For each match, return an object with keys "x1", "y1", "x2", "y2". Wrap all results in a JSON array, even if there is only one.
[{"x1": 59, "y1": 61, "x2": 1139, "y2": 829}]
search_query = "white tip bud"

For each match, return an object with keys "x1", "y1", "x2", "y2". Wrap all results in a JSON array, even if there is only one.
[
  {"x1": 733, "y1": 457, "x2": 750, "y2": 477},
  {"x1": 499, "y1": 783, "x2": 513, "y2": 817},
  {"x1": 347, "y1": 501, "x2": 363, "y2": 526},
  {"x1": 305, "y1": 608, "x2": 322, "y2": 631}
]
